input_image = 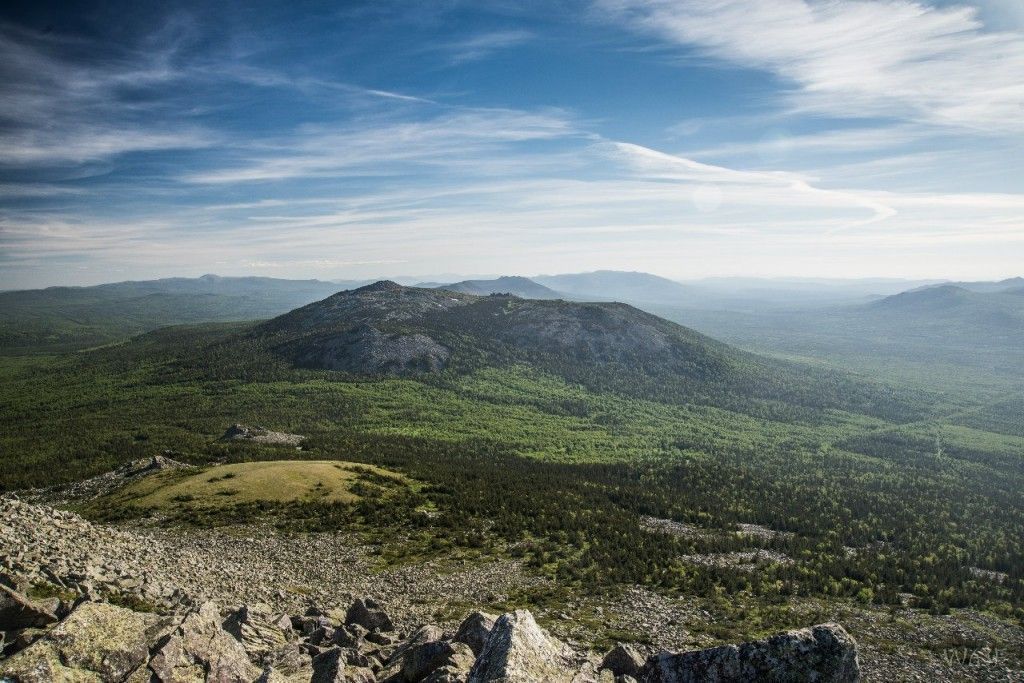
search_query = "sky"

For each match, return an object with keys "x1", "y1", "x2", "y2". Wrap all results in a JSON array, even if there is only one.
[{"x1": 1, "y1": 0, "x2": 1023, "y2": 288}]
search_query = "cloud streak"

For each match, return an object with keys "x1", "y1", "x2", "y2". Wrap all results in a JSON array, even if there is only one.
[{"x1": 596, "y1": 0, "x2": 1024, "y2": 133}]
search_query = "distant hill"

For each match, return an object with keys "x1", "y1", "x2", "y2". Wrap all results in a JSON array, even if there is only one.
[
  {"x1": 867, "y1": 285, "x2": 1024, "y2": 328},
  {"x1": 0, "y1": 275, "x2": 346, "y2": 352},
  {"x1": 436, "y1": 276, "x2": 561, "y2": 299},
  {"x1": 908, "y1": 277, "x2": 1024, "y2": 294},
  {"x1": 532, "y1": 270, "x2": 697, "y2": 305},
  {"x1": 251, "y1": 281, "x2": 921, "y2": 421},
  {"x1": 650, "y1": 280, "x2": 1024, "y2": 393}
]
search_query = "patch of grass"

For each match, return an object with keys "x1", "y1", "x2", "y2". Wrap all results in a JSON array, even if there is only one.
[
  {"x1": 81, "y1": 460, "x2": 413, "y2": 525},
  {"x1": 26, "y1": 581, "x2": 77, "y2": 602}
]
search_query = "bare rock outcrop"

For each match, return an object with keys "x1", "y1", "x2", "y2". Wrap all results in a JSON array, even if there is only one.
[
  {"x1": 220, "y1": 424, "x2": 305, "y2": 446},
  {"x1": 452, "y1": 611, "x2": 496, "y2": 657},
  {"x1": 0, "y1": 601, "x2": 172, "y2": 682},
  {"x1": 345, "y1": 598, "x2": 395, "y2": 633},
  {"x1": 291, "y1": 325, "x2": 450, "y2": 376},
  {"x1": 150, "y1": 600, "x2": 262, "y2": 682},
  {"x1": 467, "y1": 609, "x2": 578, "y2": 683},
  {"x1": 600, "y1": 642, "x2": 645, "y2": 679},
  {"x1": 639, "y1": 622, "x2": 860, "y2": 683}
]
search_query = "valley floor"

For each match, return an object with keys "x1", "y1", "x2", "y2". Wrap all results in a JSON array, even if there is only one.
[{"x1": 3, "y1": 495, "x2": 1020, "y2": 682}]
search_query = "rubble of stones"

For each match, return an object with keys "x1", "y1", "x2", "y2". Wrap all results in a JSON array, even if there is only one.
[
  {"x1": 0, "y1": 494, "x2": 862, "y2": 681},
  {"x1": 220, "y1": 425, "x2": 305, "y2": 446},
  {"x1": 22, "y1": 456, "x2": 189, "y2": 504},
  {"x1": 1, "y1": 582, "x2": 860, "y2": 683}
]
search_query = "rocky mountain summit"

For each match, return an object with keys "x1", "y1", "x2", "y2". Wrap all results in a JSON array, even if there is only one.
[
  {"x1": 252, "y1": 281, "x2": 730, "y2": 380},
  {"x1": 0, "y1": 495, "x2": 861, "y2": 682}
]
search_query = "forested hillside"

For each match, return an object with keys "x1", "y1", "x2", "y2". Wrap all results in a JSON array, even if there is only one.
[
  {"x1": 0, "y1": 275, "x2": 345, "y2": 352},
  {"x1": 1, "y1": 289, "x2": 1021, "y2": 621}
]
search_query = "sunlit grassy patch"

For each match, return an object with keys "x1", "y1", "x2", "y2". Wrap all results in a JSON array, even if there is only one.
[{"x1": 90, "y1": 459, "x2": 407, "y2": 514}]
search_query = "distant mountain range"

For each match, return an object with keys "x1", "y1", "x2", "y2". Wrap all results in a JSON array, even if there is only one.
[{"x1": 2, "y1": 271, "x2": 1020, "y2": 395}]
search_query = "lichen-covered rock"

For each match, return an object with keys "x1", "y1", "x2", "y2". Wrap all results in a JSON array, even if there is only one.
[
  {"x1": 223, "y1": 603, "x2": 292, "y2": 663},
  {"x1": 0, "y1": 584, "x2": 58, "y2": 631},
  {"x1": 345, "y1": 597, "x2": 394, "y2": 633},
  {"x1": 384, "y1": 639, "x2": 475, "y2": 682},
  {"x1": 453, "y1": 611, "x2": 497, "y2": 657},
  {"x1": 467, "y1": 609, "x2": 577, "y2": 683},
  {"x1": 149, "y1": 600, "x2": 262, "y2": 682},
  {"x1": 639, "y1": 623, "x2": 860, "y2": 683},
  {"x1": 260, "y1": 643, "x2": 311, "y2": 682},
  {"x1": 379, "y1": 624, "x2": 445, "y2": 680},
  {"x1": 601, "y1": 643, "x2": 645, "y2": 679},
  {"x1": 0, "y1": 601, "x2": 171, "y2": 682},
  {"x1": 312, "y1": 646, "x2": 347, "y2": 682}
]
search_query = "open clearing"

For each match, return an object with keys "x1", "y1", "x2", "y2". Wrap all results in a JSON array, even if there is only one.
[{"x1": 90, "y1": 460, "x2": 408, "y2": 514}]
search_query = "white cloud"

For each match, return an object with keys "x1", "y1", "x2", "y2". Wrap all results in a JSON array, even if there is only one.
[
  {"x1": 442, "y1": 30, "x2": 535, "y2": 63},
  {"x1": 596, "y1": 0, "x2": 1024, "y2": 133},
  {"x1": 0, "y1": 23, "x2": 212, "y2": 166},
  {"x1": 182, "y1": 108, "x2": 580, "y2": 184}
]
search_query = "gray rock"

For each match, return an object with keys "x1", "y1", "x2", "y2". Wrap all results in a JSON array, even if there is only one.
[
  {"x1": 347, "y1": 667, "x2": 378, "y2": 683},
  {"x1": 639, "y1": 623, "x2": 860, "y2": 682},
  {"x1": 334, "y1": 623, "x2": 371, "y2": 649},
  {"x1": 601, "y1": 643, "x2": 645, "y2": 679},
  {"x1": 291, "y1": 323, "x2": 451, "y2": 376},
  {"x1": 0, "y1": 584, "x2": 57, "y2": 631},
  {"x1": 223, "y1": 604, "x2": 291, "y2": 662},
  {"x1": 467, "y1": 609, "x2": 577, "y2": 683},
  {"x1": 383, "y1": 624, "x2": 445, "y2": 669},
  {"x1": 386, "y1": 639, "x2": 475, "y2": 683},
  {"x1": 313, "y1": 646, "x2": 347, "y2": 682},
  {"x1": 312, "y1": 646, "x2": 375, "y2": 682},
  {"x1": 1, "y1": 627, "x2": 47, "y2": 658},
  {"x1": 0, "y1": 601, "x2": 171, "y2": 682},
  {"x1": 150, "y1": 600, "x2": 262, "y2": 682},
  {"x1": 346, "y1": 597, "x2": 395, "y2": 632},
  {"x1": 220, "y1": 424, "x2": 305, "y2": 445},
  {"x1": 453, "y1": 611, "x2": 497, "y2": 657}
]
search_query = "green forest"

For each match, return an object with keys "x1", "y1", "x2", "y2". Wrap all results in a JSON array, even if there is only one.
[{"x1": 2, "y1": 318, "x2": 1021, "y2": 624}]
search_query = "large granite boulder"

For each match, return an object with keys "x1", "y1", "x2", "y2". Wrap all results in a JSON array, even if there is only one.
[
  {"x1": 601, "y1": 643, "x2": 645, "y2": 679},
  {"x1": 223, "y1": 604, "x2": 292, "y2": 663},
  {"x1": 0, "y1": 601, "x2": 172, "y2": 682},
  {"x1": 467, "y1": 609, "x2": 577, "y2": 683},
  {"x1": 385, "y1": 639, "x2": 475, "y2": 682},
  {"x1": 345, "y1": 597, "x2": 395, "y2": 633},
  {"x1": 639, "y1": 623, "x2": 860, "y2": 682},
  {"x1": 453, "y1": 611, "x2": 497, "y2": 657},
  {"x1": 149, "y1": 600, "x2": 262, "y2": 682}
]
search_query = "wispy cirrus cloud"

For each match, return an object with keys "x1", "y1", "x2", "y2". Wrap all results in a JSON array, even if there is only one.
[
  {"x1": 441, "y1": 30, "x2": 535, "y2": 64},
  {"x1": 0, "y1": 22, "x2": 212, "y2": 166},
  {"x1": 182, "y1": 107, "x2": 581, "y2": 184},
  {"x1": 595, "y1": 0, "x2": 1024, "y2": 133}
]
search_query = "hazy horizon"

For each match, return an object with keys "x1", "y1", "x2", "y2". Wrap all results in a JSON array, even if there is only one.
[
  {"x1": 2, "y1": 0, "x2": 1023, "y2": 289},
  {"x1": 3, "y1": 269, "x2": 1012, "y2": 292}
]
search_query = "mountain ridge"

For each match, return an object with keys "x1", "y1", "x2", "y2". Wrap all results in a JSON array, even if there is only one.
[{"x1": 250, "y1": 281, "x2": 922, "y2": 422}]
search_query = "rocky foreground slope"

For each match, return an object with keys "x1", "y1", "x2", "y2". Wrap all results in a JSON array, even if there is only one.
[{"x1": 0, "y1": 495, "x2": 860, "y2": 682}]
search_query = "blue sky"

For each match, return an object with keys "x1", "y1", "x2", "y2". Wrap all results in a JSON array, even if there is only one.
[{"x1": 1, "y1": 0, "x2": 1022, "y2": 288}]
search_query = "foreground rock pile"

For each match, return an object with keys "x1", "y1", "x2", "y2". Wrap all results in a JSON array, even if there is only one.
[
  {"x1": 0, "y1": 494, "x2": 861, "y2": 681},
  {"x1": 0, "y1": 584, "x2": 860, "y2": 682},
  {"x1": 0, "y1": 495, "x2": 544, "y2": 624}
]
